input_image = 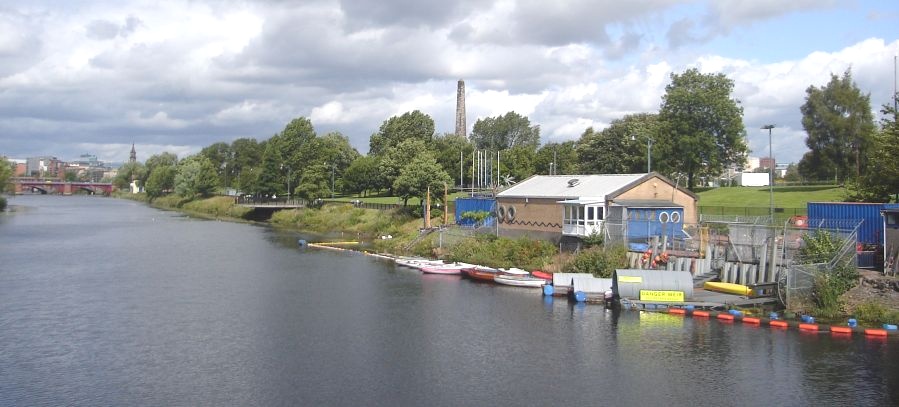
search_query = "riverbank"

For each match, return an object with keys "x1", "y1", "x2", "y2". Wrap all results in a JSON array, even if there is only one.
[{"x1": 115, "y1": 192, "x2": 897, "y2": 327}]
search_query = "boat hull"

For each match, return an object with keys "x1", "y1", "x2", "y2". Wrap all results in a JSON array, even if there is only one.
[
  {"x1": 494, "y1": 274, "x2": 546, "y2": 288},
  {"x1": 462, "y1": 268, "x2": 498, "y2": 282}
]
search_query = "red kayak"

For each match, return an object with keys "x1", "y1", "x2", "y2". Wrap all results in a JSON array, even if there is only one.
[{"x1": 531, "y1": 270, "x2": 553, "y2": 282}]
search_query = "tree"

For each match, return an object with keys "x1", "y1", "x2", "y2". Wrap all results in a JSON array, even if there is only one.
[
  {"x1": 658, "y1": 68, "x2": 747, "y2": 189},
  {"x1": 536, "y1": 141, "x2": 578, "y2": 175},
  {"x1": 254, "y1": 141, "x2": 285, "y2": 197},
  {"x1": 294, "y1": 163, "x2": 332, "y2": 203},
  {"x1": 852, "y1": 103, "x2": 899, "y2": 201},
  {"x1": 313, "y1": 132, "x2": 361, "y2": 194},
  {"x1": 114, "y1": 161, "x2": 146, "y2": 190},
  {"x1": 229, "y1": 138, "x2": 263, "y2": 190},
  {"x1": 498, "y1": 145, "x2": 536, "y2": 184},
  {"x1": 174, "y1": 155, "x2": 219, "y2": 197},
  {"x1": 577, "y1": 113, "x2": 660, "y2": 174},
  {"x1": 0, "y1": 157, "x2": 12, "y2": 194},
  {"x1": 431, "y1": 133, "x2": 474, "y2": 187},
  {"x1": 144, "y1": 152, "x2": 179, "y2": 185},
  {"x1": 145, "y1": 165, "x2": 176, "y2": 198},
  {"x1": 798, "y1": 70, "x2": 875, "y2": 182},
  {"x1": 392, "y1": 153, "x2": 452, "y2": 206},
  {"x1": 342, "y1": 156, "x2": 381, "y2": 197},
  {"x1": 379, "y1": 138, "x2": 432, "y2": 194},
  {"x1": 369, "y1": 110, "x2": 435, "y2": 156},
  {"x1": 200, "y1": 142, "x2": 231, "y2": 187},
  {"x1": 469, "y1": 111, "x2": 540, "y2": 151}
]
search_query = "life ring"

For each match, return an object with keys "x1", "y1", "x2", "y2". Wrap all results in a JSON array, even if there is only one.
[
  {"x1": 671, "y1": 212, "x2": 681, "y2": 223},
  {"x1": 507, "y1": 206, "x2": 516, "y2": 222},
  {"x1": 659, "y1": 211, "x2": 670, "y2": 223},
  {"x1": 497, "y1": 206, "x2": 506, "y2": 223}
]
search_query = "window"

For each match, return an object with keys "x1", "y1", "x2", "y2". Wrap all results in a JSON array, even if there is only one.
[{"x1": 587, "y1": 207, "x2": 594, "y2": 222}]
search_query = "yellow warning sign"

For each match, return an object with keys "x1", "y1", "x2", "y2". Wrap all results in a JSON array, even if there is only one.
[{"x1": 639, "y1": 290, "x2": 685, "y2": 302}]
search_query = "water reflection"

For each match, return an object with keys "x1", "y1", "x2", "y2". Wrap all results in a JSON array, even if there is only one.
[{"x1": 0, "y1": 195, "x2": 896, "y2": 406}]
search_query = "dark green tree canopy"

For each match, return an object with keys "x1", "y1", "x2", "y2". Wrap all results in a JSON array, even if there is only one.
[
  {"x1": 369, "y1": 110, "x2": 435, "y2": 156},
  {"x1": 392, "y1": 152, "x2": 452, "y2": 206},
  {"x1": 432, "y1": 133, "x2": 474, "y2": 187},
  {"x1": 342, "y1": 155, "x2": 381, "y2": 197},
  {"x1": 470, "y1": 111, "x2": 540, "y2": 151},
  {"x1": 658, "y1": 68, "x2": 747, "y2": 188},
  {"x1": 577, "y1": 113, "x2": 660, "y2": 174},
  {"x1": 798, "y1": 70, "x2": 875, "y2": 182},
  {"x1": 851, "y1": 103, "x2": 899, "y2": 201},
  {"x1": 535, "y1": 141, "x2": 578, "y2": 175},
  {"x1": 145, "y1": 165, "x2": 176, "y2": 198},
  {"x1": 175, "y1": 155, "x2": 218, "y2": 197}
]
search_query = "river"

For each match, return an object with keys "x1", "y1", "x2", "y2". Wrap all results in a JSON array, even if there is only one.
[{"x1": 0, "y1": 195, "x2": 896, "y2": 406}]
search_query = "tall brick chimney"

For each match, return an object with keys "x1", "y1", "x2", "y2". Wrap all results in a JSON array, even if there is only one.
[{"x1": 455, "y1": 80, "x2": 466, "y2": 138}]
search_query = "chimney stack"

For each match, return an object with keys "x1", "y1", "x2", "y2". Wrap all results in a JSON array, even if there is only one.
[{"x1": 455, "y1": 80, "x2": 466, "y2": 138}]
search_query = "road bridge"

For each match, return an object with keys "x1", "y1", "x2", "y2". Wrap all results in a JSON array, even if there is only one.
[{"x1": 13, "y1": 179, "x2": 114, "y2": 196}]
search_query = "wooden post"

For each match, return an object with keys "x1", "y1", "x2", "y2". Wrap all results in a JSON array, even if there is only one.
[
  {"x1": 425, "y1": 186, "x2": 432, "y2": 229},
  {"x1": 443, "y1": 182, "x2": 448, "y2": 225}
]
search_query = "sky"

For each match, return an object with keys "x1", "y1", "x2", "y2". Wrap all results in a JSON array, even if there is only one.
[{"x1": 1, "y1": 0, "x2": 898, "y2": 166}]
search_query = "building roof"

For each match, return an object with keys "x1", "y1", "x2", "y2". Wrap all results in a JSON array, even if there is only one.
[
  {"x1": 496, "y1": 174, "x2": 647, "y2": 200},
  {"x1": 611, "y1": 199, "x2": 684, "y2": 208}
]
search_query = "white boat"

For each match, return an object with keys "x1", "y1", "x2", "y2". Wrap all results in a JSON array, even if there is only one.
[
  {"x1": 498, "y1": 267, "x2": 530, "y2": 276},
  {"x1": 394, "y1": 257, "x2": 445, "y2": 270},
  {"x1": 494, "y1": 273, "x2": 546, "y2": 288}
]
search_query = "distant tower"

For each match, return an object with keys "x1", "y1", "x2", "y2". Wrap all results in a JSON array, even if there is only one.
[
  {"x1": 129, "y1": 143, "x2": 137, "y2": 163},
  {"x1": 455, "y1": 80, "x2": 466, "y2": 138}
]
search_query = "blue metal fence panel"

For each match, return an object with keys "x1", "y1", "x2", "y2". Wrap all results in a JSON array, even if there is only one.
[
  {"x1": 807, "y1": 202, "x2": 899, "y2": 245},
  {"x1": 625, "y1": 208, "x2": 685, "y2": 241},
  {"x1": 454, "y1": 198, "x2": 497, "y2": 227}
]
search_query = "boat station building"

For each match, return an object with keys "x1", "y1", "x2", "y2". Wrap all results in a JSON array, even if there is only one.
[{"x1": 494, "y1": 173, "x2": 698, "y2": 244}]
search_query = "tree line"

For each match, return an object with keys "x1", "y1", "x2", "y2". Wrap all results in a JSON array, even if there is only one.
[{"x1": 108, "y1": 67, "x2": 899, "y2": 205}]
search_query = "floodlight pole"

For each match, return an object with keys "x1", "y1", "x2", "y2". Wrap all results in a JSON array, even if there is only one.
[
  {"x1": 762, "y1": 124, "x2": 775, "y2": 221},
  {"x1": 762, "y1": 124, "x2": 776, "y2": 282}
]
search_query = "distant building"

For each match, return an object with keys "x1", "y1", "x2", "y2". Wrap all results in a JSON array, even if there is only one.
[
  {"x1": 129, "y1": 144, "x2": 137, "y2": 163},
  {"x1": 759, "y1": 157, "x2": 775, "y2": 170},
  {"x1": 744, "y1": 157, "x2": 760, "y2": 171},
  {"x1": 26, "y1": 156, "x2": 63, "y2": 179}
]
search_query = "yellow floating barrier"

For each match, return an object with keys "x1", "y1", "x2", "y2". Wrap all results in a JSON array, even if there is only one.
[
  {"x1": 703, "y1": 281, "x2": 752, "y2": 296},
  {"x1": 315, "y1": 241, "x2": 360, "y2": 246}
]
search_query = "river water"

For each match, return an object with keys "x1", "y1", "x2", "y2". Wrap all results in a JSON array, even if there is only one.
[{"x1": 0, "y1": 195, "x2": 896, "y2": 406}]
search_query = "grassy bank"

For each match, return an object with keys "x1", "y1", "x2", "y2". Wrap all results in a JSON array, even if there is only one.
[{"x1": 697, "y1": 185, "x2": 846, "y2": 207}]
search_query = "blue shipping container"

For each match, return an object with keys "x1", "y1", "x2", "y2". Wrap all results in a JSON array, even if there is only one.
[
  {"x1": 807, "y1": 202, "x2": 899, "y2": 245},
  {"x1": 454, "y1": 198, "x2": 496, "y2": 227}
]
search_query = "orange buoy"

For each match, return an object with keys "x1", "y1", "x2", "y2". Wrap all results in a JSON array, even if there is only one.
[
  {"x1": 799, "y1": 323, "x2": 819, "y2": 331},
  {"x1": 717, "y1": 313, "x2": 735, "y2": 321},
  {"x1": 693, "y1": 310, "x2": 710, "y2": 318},
  {"x1": 669, "y1": 308, "x2": 686, "y2": 315},
  {"x1": 770, "y1": 320, "x2": 789, "y2": 328},
  {"x1": 742, "y1": 317, "x2": 761, "y2": 325},
  {"x1": 830, "y1": 326, "x2": 853, "y2": 334},
  {"x1": 865, "y1": 329, "x2": 888, "y2": 337}
]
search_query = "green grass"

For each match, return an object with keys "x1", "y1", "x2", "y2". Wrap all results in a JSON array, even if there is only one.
[{"x1": 697, "y1": 186, "x2": 847, "y2": 208}]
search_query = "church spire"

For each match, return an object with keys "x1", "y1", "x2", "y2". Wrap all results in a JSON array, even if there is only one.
[{"x1": 129, "y1": 143, "x2": 137, "y2": 163}]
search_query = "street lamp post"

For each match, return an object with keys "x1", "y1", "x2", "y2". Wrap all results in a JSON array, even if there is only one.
[
  {"x1": 762, "y1": 124, "x2": 775, "y2": 221},
  {"x1": 281, "y1": 164, "x2": 291, "y2": 203},
  {"x1": 631, "y1": 135, "x2": 654, "y2": 173}
]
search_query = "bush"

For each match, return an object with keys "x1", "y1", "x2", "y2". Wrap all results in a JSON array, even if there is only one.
[
  {"x1": 446, "y1": 235, "x2": 555, "y2": 270},
  {"x1": 799, "y1": 230, "x2": 858, "y2": 316},
  {"x1": 853, "y1": 301, "x2": 899, "y2": 326},
  {"x1": 562, "y1": 245, "x2": 628, "y2": 278}
]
